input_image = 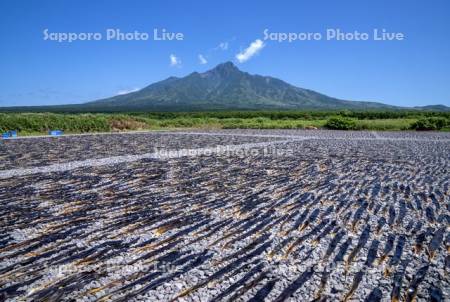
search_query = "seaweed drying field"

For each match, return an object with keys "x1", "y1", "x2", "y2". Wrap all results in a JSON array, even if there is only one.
[{"x1": 0, "y1": 130, "x2": 449, "y2": 301}]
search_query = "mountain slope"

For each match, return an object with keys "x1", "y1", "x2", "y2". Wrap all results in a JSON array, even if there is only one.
[
  {"x1": 413, "y1": 105, "x2": 450, "y2": 112},
  {"x1": 86, "y1": 62, "x2": 397, "y2": 111}
]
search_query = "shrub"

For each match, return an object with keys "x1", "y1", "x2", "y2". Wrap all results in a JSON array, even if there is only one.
[
  {"x1": 108, "y1": 117, "x2": 148, "y2": 130},
  {"x1": 324, "y1": 117, "x2": 357, "y2": 130},
  {"x1": 0, "y1": 113, "x2": 111, "y2": 133},
  {"x1": 410, "y1": 117, "x2": 448, "y2": 131}
]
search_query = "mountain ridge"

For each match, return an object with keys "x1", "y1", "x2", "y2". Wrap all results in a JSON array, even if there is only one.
[{"x1": 86, "y1": 62, "x2": 400, "y2": 111}]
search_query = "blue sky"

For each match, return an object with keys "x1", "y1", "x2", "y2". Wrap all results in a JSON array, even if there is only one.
[{"x1": 0, "y1": 0, "x2": 449, "y2": 107}]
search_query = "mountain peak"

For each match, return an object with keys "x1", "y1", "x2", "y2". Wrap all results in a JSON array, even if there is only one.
[
  {"x1": 216, "y1": 61, "x2": 237, "y2": 68},
  {"x1": 208, "y1": 61, "x2": 240, "y2": 75}
]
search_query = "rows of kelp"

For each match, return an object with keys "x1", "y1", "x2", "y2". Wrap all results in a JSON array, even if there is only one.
[{"x1": 0, "y1": 135, "x2": 449, "y2": 301}]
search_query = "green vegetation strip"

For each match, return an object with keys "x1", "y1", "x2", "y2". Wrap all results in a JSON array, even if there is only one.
[{"x1": 0, "y1": 112, "x2": 449, "y2": 135}]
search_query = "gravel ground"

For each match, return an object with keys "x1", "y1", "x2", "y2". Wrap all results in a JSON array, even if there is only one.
[
  {"x1": 0, "y1": 132, "x2": 283, "y2": 170},
  {"x1": 0, "y1": 130, "x2": 449, "y2": 302}
]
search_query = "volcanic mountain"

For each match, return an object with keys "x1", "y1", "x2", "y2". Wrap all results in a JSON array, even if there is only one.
[{"x1": 85, "y1": 62, "x2": 399, "y2": 111}]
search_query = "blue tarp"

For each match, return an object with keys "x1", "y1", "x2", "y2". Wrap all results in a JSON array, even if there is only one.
[
  {"x1": 49, "y1": 130, "x2": 64, "y2": 136},
  {"x1": 2, "y1": 130, "x2": 18, "y2": 139}
]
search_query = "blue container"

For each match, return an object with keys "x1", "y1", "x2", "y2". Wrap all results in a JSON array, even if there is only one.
[{"x1": 2, "y1": 133, "x2": 10, "y2": 139}]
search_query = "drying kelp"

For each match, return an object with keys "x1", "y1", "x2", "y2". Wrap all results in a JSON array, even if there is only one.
[{"x1": 0, "y1": 130, "x2": 449, "y2": 301}]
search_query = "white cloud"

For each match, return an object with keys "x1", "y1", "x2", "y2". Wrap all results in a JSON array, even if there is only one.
[
  {"x1": 170, "y1": 54, "x2": 181, "y2": 67},
  {"x1": 117, "y1": 87, "x2": 140, "y2": 95},
  {"x1": 218, "y1": 42, "x2": 228, "y2": 50},
  {"x1": 235, "y1": 39, "x2": 265, "y2": 63},
  {"x1": 198, "y1": 54, "x2": 208, "y2": 64}
]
